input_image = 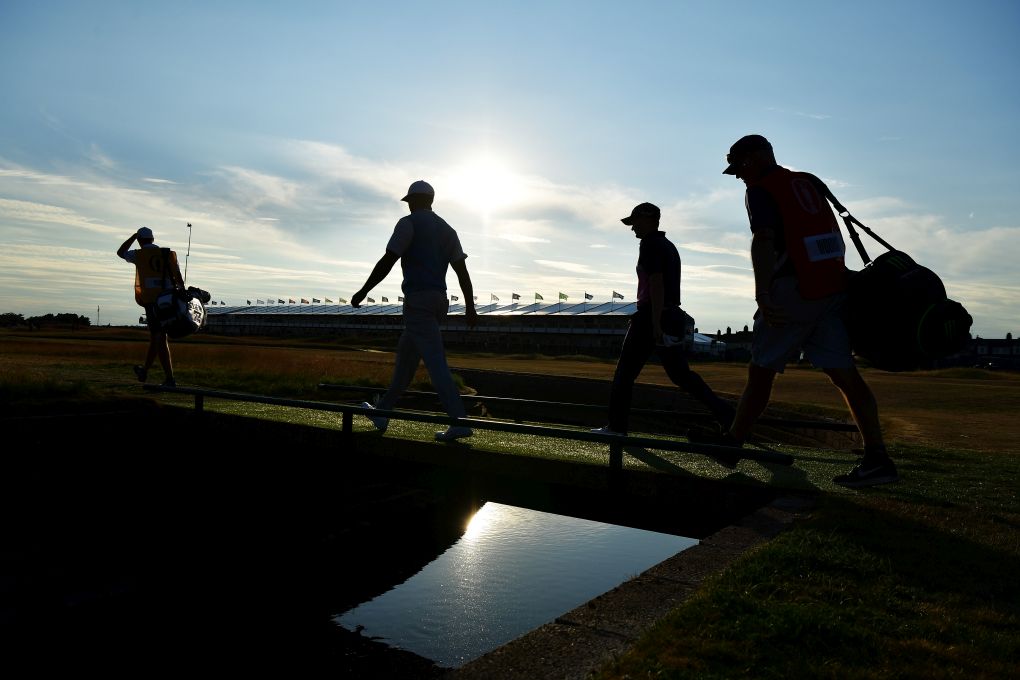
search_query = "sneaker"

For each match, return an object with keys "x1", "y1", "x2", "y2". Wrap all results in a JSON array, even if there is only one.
[
  {"x1": 360, "y1": 402, "x2": 388, "y2": 433},
  {"x1": 590, "y1": 426, "x2": 625, "y2": 436},
  {"x1": 133, "y1": 365, "x2": 147, "y2": 383},
  {"x1": 161, "y1": 378, "x2": 176, "y2": 387},
  {"x1": 833, "y1": 458, "x2": 899, "y2": 488},
  {"x1": 435, "y1": 426, "x2": 473, "y2": 442}
]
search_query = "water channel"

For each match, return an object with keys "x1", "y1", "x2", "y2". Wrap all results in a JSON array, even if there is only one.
[{"x1": 335, "y1": 501, "x2": 698, "y2": 668}]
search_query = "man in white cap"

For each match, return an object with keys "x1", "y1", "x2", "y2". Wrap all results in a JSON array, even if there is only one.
[
  {"x1": 117, "y1": 227, "x2": 184, "y2": 386},
  {"x1": 352, "y1": 180, "x2": 477, "y2": 441}
]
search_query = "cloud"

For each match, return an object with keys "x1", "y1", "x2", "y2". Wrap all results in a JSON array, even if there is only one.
[
  {"x1": 0, "y1": 198, "x2": 119, "y2": 235},
  {"x1": 499, "y1": 234, "x2": 550, "y2": 243},
  {"x1": 143, "y1": 177, "x2": 177, "y2": 184},
  {"x1": 534, "y1": 259, "x2": 596, "y2": 274},
  {"x1": 679, "y1": 242, "x2": 748, "y2": 258},
  {"x1": 589, "y1": 244, "x2": 608, "y2": 248}
]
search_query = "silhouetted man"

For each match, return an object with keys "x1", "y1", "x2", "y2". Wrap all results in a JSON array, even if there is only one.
[
  {"x1": 592, "y1": 203, "x2": 736, "y2": 466},
  {"x1": 117, "y1": 227, "x2": 184, "y2": 386},
  {"x1": 722, "y1": 134, "x2": 898, "y2": 487},
  {"x1": 352, "y1": 180, "x2": 477, "y2": 442}
]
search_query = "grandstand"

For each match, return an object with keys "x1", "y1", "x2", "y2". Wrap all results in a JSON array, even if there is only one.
[{"x1": 204, "y1": 301, "x2": 727, "y2": 356}]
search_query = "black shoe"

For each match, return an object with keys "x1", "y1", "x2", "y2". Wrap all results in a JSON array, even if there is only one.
[
  {"x1": 133, "y1": 365, "x2": 147, "y2": 383},
  {"x1": 161, "y1": 378, "x2": 176, "y2": 387},
  {"x1": 833, "y1": 458, "x2": 899, "y2": 488}
]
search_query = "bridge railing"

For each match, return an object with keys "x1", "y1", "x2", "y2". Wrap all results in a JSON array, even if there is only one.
[{"x1": 142, "y1": 384, "x2": 794, "y2": 470}]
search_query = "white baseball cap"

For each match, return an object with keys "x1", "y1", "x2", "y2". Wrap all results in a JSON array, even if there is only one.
[
  {"x1": 401, "y1": 180, "x2": 435, "y2": 201},
  {"x1": 137, "y1": 227, "x2": 154, "y2": 239}
]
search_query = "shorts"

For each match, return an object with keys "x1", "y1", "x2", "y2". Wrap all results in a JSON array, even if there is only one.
[
  {"x1": 143, "y1": 303, "x2": 161, "y2": 333},
  {"x1": 751, "y1": 276, "x2": 853, "y2": 373}
]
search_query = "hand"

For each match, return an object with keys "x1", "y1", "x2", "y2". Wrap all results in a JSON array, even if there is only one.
[
  {"x1": 465, "y1": 306, "x2": 478, "y2": 328},
  {"x1": 351, "y1": 290, "x2": 365, "y2": 308},
  {"x1": 756, "y1": 293, "x2": 788, "y2": 327}
]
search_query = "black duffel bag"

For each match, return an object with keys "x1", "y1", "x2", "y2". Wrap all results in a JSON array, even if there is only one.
[
  {"x1": 821, "y1": 190, "x2": 972, "y2": 371},
  {"x1": 846, "y1": 250, "x2": 972, "y2": 371}
]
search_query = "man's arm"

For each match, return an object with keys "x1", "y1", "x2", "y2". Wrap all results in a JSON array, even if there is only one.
[
  {"x1": 450, "y1": 257, "x2": 477, "y2": 328},
  {"x1": 352, "y1": 251, "x2": 399, "y2": 307},
  {"x1": 650, "y1": 272, "x2": 665, "y2": 342},
  {"x1": 750, "y1": 228, "x2": 786, "y2": 327},
  {"x1": 117, "y1": 233, "x2": 137, "y2": 259}
]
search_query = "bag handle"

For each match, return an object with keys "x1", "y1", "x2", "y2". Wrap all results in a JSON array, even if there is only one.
[{"x1": 817, "y1": 182, "x2": 897, "y2": 266}]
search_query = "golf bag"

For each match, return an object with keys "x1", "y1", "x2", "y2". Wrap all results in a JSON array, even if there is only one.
[
  {"x1": 827, "y1": 195, "x2": 972, "y2": 371},
  {"x1": 152, "y1": 247, "x2": 210, "y2": 339},
  {"x1": 155, "y1": 286, "x2": 210, "y2": 339}
]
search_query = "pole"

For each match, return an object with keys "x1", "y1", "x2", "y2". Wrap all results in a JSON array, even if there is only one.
[
  {"x1": 97, "y1": 305, "x2": 100, "y2": 326},
  {"x1": 184, "y1": 222, "x2": 193, "y2": 284}
]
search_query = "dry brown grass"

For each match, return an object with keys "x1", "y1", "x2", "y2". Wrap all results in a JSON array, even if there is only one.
[{"x1": 3, "y1": 329, "x2": 1017, "y2": 452}]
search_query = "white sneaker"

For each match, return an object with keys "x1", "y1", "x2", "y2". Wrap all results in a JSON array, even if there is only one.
[
  {"x1": 360, "y1": 402, "x2": 388, "y2": 433},
  {"x1": 435, "y1": 426, "x2": 473, "y2": 442},
  {"x1": 590, "y1": 426, "x2": 625, "y2": 436}
]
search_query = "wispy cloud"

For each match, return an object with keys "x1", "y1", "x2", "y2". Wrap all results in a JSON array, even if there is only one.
[
  {"x1": 534, "y1": 259, "x2": 596, "y2": 274},
  {"x1": 143, "y1": 177, "x2": 177, "y2": 184}
]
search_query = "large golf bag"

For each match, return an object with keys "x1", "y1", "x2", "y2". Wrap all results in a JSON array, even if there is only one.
[
  {"x1": 154, "y1": 286, "x2": 210, "y2": 339},
  {"x1": 829, "y1": 198, "x2": 972, "y2": 371}
]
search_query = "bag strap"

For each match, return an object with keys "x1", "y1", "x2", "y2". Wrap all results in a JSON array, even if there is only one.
[
  {"x1": 817, "y1": 182, "x2": 896, "y2": 266},
  {"x1": 159, "y1": 248, "x2": 176, "y2": 290}
]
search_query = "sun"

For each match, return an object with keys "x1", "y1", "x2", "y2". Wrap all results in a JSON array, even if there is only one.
[{"x1": 445, "y1": 154, "x2": 527, "y2": 216}]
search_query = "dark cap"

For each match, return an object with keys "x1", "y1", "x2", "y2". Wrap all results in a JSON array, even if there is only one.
[
  {"x1": 621, "y1": 202, "x2": 661, "y2": 225},
  {"x1": 722, "y1": 134, "x2": 773, "y2": 174}
]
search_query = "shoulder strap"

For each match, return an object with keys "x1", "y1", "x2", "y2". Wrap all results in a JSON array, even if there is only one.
[
  {"x1": 816, "y1": 182, "x2": 896, "y2": 265},
  {"x1": 160, "y1": 248, "x2": 174, "y2": 289}
]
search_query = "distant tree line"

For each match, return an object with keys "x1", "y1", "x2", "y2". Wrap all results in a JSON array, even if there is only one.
[{"x1": 0, "y1": 312, "x2": 91, "y2": 329}]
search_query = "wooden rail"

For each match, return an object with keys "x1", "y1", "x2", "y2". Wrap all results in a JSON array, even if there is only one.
[{"x1": 143, "y1": 384, "x2": 794, "y2": 470}]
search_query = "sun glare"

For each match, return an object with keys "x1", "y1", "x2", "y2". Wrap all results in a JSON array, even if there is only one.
[
  {"x1": 462, "y1": 503, "x2": 497, "y2": 541},
  {"x1": 446, "y1": 155, "x2": 527, "y2": 216}
]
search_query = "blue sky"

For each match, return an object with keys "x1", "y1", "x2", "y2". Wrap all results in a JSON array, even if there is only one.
[{"x1": 1, "y1": 1, "x2": 1017, "y2": 336}]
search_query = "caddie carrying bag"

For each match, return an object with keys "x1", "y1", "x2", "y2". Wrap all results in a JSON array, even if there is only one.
[
  {"x1": 822, "y1": 191, "x2": 973, "y2": 371},
  {"x1": 153, "y1": 248, "x2": 210, "y2": 339}
]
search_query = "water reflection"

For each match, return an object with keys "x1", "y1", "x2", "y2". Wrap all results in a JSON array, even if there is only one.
[{"x1": 335, "y1": 502, "x2": 697, "y2": 667}]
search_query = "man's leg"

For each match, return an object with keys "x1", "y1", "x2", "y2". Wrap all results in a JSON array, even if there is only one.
[
  {"x1": 376, "y1": 328, "x2": 422, "y2": 411},
  {"x1": 607, "y1": 319, "x2": 652, "y2": 433},
  {"x1": 660, "y1": 348, "x2": 734, "y2": 429},
  {"x1": 406, "y1": 291, "x2": 466, "y2": 419},
  {"x1": 728, "y1": 363, "x2": 777, "y2": 444},
  {"x1": 155, "y1": 331, "x2": 174, "y2": 383},
  {"x1": 823, "y1": 366, "x2": 884, "y2": 448}
]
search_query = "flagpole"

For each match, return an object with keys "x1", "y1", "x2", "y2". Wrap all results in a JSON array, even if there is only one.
[{"x1": 183, "y1": 222, "x2": 193, "y2": 285}]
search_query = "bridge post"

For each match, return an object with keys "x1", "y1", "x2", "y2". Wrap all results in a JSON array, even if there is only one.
[
  {"x1": 342, "y1": 409, "x2": 353, "y2": 444},
  {"x1": 609, "y1": 442, "x2": 623, "y2": 470}
]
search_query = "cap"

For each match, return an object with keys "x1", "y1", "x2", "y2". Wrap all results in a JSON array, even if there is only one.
[
  {"x1": 621, "y1": 202, "x2": 661, "y2": 225},
  {"x1": 723, "y1": 134, "x2": 773, "y2": 174},
  {"x1": 401, "y1": 180, "x2": 435, "y2": 201},
  {"x1": 136, "y1": 227, "x2": 154, "y2": 239}
]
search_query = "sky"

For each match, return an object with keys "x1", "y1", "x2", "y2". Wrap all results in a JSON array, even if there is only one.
[{"x1": 1, "y1": 1, "x2": 1017, "y2": 337}]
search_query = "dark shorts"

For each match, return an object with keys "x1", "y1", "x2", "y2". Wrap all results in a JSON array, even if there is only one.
[{"x1": 143, "y1": 303, "x2": 161, "y2": 333}]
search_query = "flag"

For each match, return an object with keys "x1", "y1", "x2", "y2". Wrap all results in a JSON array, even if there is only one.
[
  {"x1": 535, "y1": 292, "x2": 543, "y2": 301},
  {"x1": 312, "y1": 298, "x2": 320, "y2": 303},
  {"x1": 512, "y1": 292, "x2": 520, "y2": 300},
  {"x1": 382, "y1": 296, "x2": 389, "y2": 302},
  {"x1": 289, "y1": 298, "x2": 295, "y2": 304},
  {"x1": 367, "y1": 297, "x2": 375, "y2": 303},
  {"x1": 584, "y1": 292, "x2": 593, "y2": 300},
  {"x1": 210, "y1": 301, "x2": 217, "y2": 305},
  {"x1": 301, "y1": 298, "x2": 309, "y2": 304},
  {"x1": 246, "y1": 300, "x2": 251, "y2": 305},
  {"x1": 612, "y1": 291, "x2": 624, "y2": 300},
  {"x1": 491, "y1": 293, "x2": 499, "y2": 301},
  {"x1": 451, "y1": 295, "x2": 459, "y2": 301},
  {"x1": 558, "y1": 292, "x2": 568, "y2": 301},
  {"x1": 339, "y1": 298, "x2": 348, "y2": 303},
  {"x1": 473, "y1": 295, "x2": 478, "y2": 301},
  {"x1": 257, "y1": 299, "x2": 264, "y2": 304},
  {"x1": 398, "y1": 296, "x2": 404, "y2": 302},
  {"x1": 325, "y1": 298, "x2": 333, "y2": 303},
  {"x1": 278, "y1": 299, "x2": 285, "y2": 304}
]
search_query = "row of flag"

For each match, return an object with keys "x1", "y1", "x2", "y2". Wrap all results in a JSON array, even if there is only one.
[{"x1": 231, "y1": 291, "x2": 627, "y2": 306}]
